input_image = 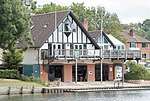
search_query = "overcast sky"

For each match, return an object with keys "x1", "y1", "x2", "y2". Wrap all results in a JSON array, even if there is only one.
[{"x1": 36, "y1": 0, "x2": 150, "y2": 24}]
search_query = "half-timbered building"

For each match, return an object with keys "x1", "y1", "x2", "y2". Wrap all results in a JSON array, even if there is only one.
[{"x1": 17, "y1": 11, "x2": 141, "y2": 82}]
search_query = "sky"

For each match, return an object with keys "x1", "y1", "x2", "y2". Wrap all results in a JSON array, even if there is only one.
[{"x1": 36, "y1": 0, "x2": 150, "y2": 24}]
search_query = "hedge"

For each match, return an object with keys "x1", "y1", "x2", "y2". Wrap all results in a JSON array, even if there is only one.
[
  {"x1": 0, "y1": 69, "x2": 19, "y2": 79},
  {"x1": 0, "y1": 70, "x2": 44, "y2": 85}
]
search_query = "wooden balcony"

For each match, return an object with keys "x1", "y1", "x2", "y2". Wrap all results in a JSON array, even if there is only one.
[{"x1": 53, "y1": 49, "x2": 141, "y2": 60}]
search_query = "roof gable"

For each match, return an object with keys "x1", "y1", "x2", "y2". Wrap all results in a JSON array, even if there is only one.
[
  {"x1": 68, "y1": 12, "x2": 100, "y2": 49},
  {"x1": 89, "y1": 30, "x2": 116, "y2": 48},
  {"x1": 106, "y1": 34, "x2": 124, "y2": 46},
  {"x1": 19, "y1": 11, "x2": 100, "y2": 49}
]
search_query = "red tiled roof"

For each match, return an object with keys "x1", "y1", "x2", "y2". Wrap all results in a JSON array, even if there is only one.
[{"x1": 121, "y1": 30, "x2": 150, "y2": 43}]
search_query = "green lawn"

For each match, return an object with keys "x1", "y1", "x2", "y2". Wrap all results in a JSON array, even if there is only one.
[{"x1": 0, "y1": 79, "x2": 44, "y2": 87}]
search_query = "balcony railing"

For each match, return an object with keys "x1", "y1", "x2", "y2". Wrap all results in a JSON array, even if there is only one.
[{"x1": 53, "y1": 49, "x2": 141, "y2": 60}]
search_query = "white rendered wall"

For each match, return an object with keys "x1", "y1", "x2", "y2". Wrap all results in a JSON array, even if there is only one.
[{"x1": 22, "y1": 48, "x2": 39, "y2": 64}]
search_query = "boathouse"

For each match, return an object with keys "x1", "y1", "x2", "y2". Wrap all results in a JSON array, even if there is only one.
[{"x1": 17, "y1": 11, "x2": 141, "y2": 82}]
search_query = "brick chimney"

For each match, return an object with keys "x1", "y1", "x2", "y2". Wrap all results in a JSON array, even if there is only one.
[
  {"x1": 129, "y1": 29, "x2": 135, "y2": 36},
  {"x1": 82, "y1": 19, "x2": 88, "y2": 31}
]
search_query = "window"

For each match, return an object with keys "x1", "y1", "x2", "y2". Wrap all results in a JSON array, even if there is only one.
[
  {"x1": 75, "y1": 45, "x2": 78, "y2": 49},
  {"x1": 53, "y1": 45, "x2": 56, "y2": 49},
  {"x1": 58, "y1": 45, "x2": 61, "y2": 49},
  {"x1": 72, "y1": 21, "x2": 76, "y2": 32},
  {"x1": 63, "y1": 18, "x2": 72, "y2": 32},
  {"x1": 70, "y1": 44, "x2": 74, "y2": 49},
  {"x1": 104, "y1": 38, "x2": 108, "y2": 43},
  {"x1": 118, "y1": 46, "x2": 120, "y2": 50},
  {"x1": 83, "y1": 44, "x2": 87, "y2": 49},
  {"x1": 97, "y1": 37, "x2": 102, "y2": 43},
  {"x1": 121, "y1": 45, "x2": 125, "y2": 50},
  {"x1": 48, "y1": 44, "x2": 52, "y2": 56},
  {"x1": 41, "y1": 49, "x2": 48, "y2": 60},
  {"x1": 79, "y1": 45, "x2": 82, "y2": 49},
  {"x1": 62, "y1": 44, "x2": 65, "y2": 49},
  {"x1": 64, "y1": 23, "x2": 69, "y2": 31},
  {"x1": 104, "y1": 45, "x2": 108, "y2": 50},
  {"x1": 142, "y1": 53, "x2": 149, "y2": 59},
  {"x1": 130, "y1": 43, "x2": 136, "y2": 48},
  {"x1": 142, "y1": 43, "x2": 148, "y2": 48}
]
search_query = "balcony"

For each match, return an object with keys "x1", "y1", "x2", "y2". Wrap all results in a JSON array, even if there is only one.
[{"x1": 53, "y1": 49, "x2": 141, "y2": 60}]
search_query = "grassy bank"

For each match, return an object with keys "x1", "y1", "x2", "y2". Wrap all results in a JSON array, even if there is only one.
[{"x1": 0, "y1": 79, "x2": 44, "y2": 87}]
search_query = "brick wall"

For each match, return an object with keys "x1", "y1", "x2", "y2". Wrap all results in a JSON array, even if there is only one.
[
  {"x1": 108, "y1": 64, "x2": 113, "y2": 80},
  {"x1": 126, "y1": 42, "x2": 150, "y2": 62},
  {"x1": 63, "y1": 64, "x2": 72, "y2": 82},
  {"x1": 86, "y1": 64, "x2": 95, "y2": 82},
  {"x1": 113, "y1": 64, "x2": 116, "y2": 79},
  {"x1": 40, "y1": 64, "x2": 48, "y2": 82}
]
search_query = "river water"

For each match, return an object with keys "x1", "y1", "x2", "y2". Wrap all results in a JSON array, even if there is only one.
[{"x1": 0, "y1": 90, "x2": 150, "y2": 101}]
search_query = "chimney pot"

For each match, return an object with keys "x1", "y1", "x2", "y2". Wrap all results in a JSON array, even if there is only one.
[
  {"x1": 129, "y1": 29, "x2": 135, "y2": 36},
  {"x1": 82, "y1": 19, "x2": 88, "y2": 31}
]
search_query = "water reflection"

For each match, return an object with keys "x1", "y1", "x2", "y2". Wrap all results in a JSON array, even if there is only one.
[{"x1": 0, "y1": 90, "x2": 150, "y2": 101}]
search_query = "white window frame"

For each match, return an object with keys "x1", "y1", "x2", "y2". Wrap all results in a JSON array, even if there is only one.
[
  {"x1": 142, "y1": 43, "x2": 148, "y2": 48},
  {"x1": 142, "y1": 53, "x2": 149, "y2": 59},
  {"x1": 130, "y1": 42, "x2": 136, "y2": 48}
]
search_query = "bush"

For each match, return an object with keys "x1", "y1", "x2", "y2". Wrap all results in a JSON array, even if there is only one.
[
  {"x1": 2, "y1": 49, "x2": 23, "y2": 70},
  {"x1": 18, "y1": 74, "x2": 45, "y2": 85},
  {"x1": 125, "y1": 61, "x2": 150, "y2": 80},
  {"x1": 0, "y1": 69, "x2": 19, "y2": 79},
  {"x1": 0, "y1": 70, "x2": 44, "y2": 85}
]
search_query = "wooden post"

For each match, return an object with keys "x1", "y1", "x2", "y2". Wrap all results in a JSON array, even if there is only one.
[
  {"x1": 31, "y1": 86, "x2": 34, "y2": 94},
  {"x1": 8, "y1": 87, "x2": 11, "y2": 95},
  {"x1": 20, "y1": 86, "x2": 23, "y2": 94},
  {"x1": 136, "y1": 59, "x2": 139, "y2": 64},
  {"x1": 75, "y1": 59, "x2": 78, "y2": 83},
  {"x1": 122, "y1": 62, "x2": 124, "y2": 87},
  {"x1": 100, "y1": 59, "x2": 103, "y2": 83}
]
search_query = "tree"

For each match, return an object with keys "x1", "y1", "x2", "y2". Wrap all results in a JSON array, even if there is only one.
[
  {"x1": 24, "y1": 0, "x2": 37, "y2": 11},
  {"x1": 33, "y1": 2, "x2": 68, "y2": 14},
  {"x1": 125, "y1": 61, "x2": 150, "y2": 80},
  {"x1": 70, "y1": 3, "x2": 87, "y2": 22},
  {"x1": 142, "y1": 19, "x2": 150, "y2": 32},
  {"x1": 87, "y1": 6, "x2": 126, "y2": 43},
  {"x1": 0, "y1": 0, "x2": 33, "y2": 51},
  {"x1": 1, "y1": 48, "x2": 23, "y2": 69},
  {"x1": 140, "y1": 19, "x2": 150, "y2": 40},
  {"x1": 122, "y1": 21, "x2": 150, "y2": 41}
]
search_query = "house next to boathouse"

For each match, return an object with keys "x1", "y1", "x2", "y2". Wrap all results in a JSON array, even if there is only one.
[{"x1": 121, "y1": 29, "x2": 150, "y2": 64}]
